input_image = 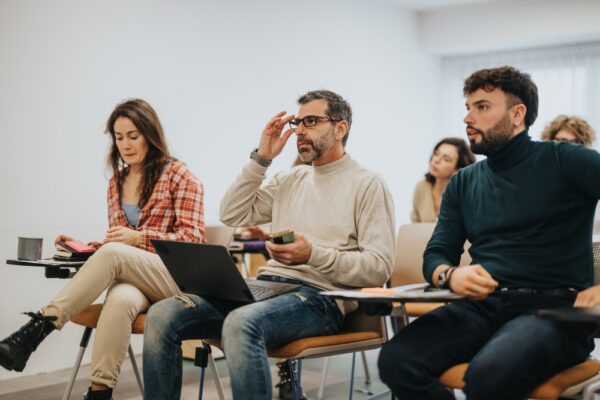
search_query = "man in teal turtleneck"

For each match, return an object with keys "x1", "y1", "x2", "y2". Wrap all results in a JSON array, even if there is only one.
[{"x1": 379, "y1": 66, "x2": 600, "y2": 399}]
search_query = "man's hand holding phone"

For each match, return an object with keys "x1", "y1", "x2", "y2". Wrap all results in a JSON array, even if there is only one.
[{"x1": 266, "y1": 230, "x2": 312, "y2": 265}]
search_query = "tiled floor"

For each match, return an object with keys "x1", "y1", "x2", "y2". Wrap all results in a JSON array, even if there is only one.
[
  {"x1": 0, "y1": 349, "x2": 392, "y2": 400},
  {"x1": 4, "y1": 345, "x2": 600, "y2": 399}
]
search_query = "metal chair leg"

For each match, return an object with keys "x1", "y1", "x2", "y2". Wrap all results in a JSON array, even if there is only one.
[
  {"x1": 348, "y1": 352, "x2": 356, "y2": 400},
  {"x1": 62, "y1": 327, "x2": 92, "y2": 400},
  {"x1": 400, "y1": 303, "x2": 409, "y2": 328},
  {"x1": 317, "y1": 357, "x2": 331, "y2": 400},
  {"x1": 195, "y1": 343, "x2": 211, "y2": 400},
  {"x1": 207, "y1": 352, "x2": 225, "y2": 400},
  {"x1": 127, "y1": 343, "x2": 144, "y2": 396},
  {"x1": 361, "y1": 351, "x2": 371, "y2": 384},
  {"x1": 198, "y1": 365, "x2": 206, "y2": 400}
]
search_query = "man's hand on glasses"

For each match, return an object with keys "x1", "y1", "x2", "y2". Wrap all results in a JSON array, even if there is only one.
[{"x1": 257, "y1": 111, "x2": 296, "y2": 161}]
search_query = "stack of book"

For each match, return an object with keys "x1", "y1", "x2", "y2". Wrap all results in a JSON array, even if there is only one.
[{"x1": 54, "y1": 240, "x2": 95, "y2": 261}]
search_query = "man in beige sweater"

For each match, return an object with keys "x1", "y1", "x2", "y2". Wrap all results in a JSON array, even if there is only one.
[{"x1": 142, "y1": 90, "x2": 396, "y2": 400}]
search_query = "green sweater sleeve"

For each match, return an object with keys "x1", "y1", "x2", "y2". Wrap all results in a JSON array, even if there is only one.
[
  {"x1": 423, "y1": 174, "x2": 467, "y2": 284},
  {"x1": 556, "y1": 143, "x2": 600, "y2": 200}
]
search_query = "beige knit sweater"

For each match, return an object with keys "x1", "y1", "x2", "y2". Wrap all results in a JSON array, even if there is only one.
[{"x1": 220, "y1": 154, "x2": 396, "y2": 314}]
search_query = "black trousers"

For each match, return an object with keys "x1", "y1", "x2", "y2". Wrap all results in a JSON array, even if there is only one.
[{"x1": 378, "y1": 292, "x2": 595, "y2": 400}]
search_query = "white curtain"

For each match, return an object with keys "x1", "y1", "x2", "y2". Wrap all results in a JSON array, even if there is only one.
[{"x1": 439, "y1": 42, "x2": 600, "y2": 151}]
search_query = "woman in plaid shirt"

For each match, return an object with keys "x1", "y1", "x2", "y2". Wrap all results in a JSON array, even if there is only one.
[{"x1": 0, "y1": 99, "x2": 205, "y2": 400}]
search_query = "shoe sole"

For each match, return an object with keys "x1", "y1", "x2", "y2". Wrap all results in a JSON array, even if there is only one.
[{"x1": 0, "y1": 350, "x2": 25, "y2": 372}]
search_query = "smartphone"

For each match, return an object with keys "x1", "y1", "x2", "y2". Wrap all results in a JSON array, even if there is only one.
[{"x1": 268, "y1": 229, "x2": 295, "y2": 244}]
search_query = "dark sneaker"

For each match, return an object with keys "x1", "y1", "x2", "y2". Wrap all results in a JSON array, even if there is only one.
[
  {"x1": 83, "y1": 387, "x2": 113, "y2": 400},
  {"x1": 0, "y1": 312, "x2": 56, "y2": 372},
  {"x1": 275, "y1": 361, "x2": 308, "y2": 400}
]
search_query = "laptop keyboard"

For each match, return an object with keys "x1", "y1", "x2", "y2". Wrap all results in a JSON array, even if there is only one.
[
  {"x1": 248, "y1": 285, "x2": 280, "y2": 301},
  {"x1": 246, "y1": 281, "x2": 300, "y2": 301}
]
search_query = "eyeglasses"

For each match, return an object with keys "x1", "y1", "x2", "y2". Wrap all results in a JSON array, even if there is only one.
[{"x1": 289, "y1": 115, "x2": 341, "y2": 129}]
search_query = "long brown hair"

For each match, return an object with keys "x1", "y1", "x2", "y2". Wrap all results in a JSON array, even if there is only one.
[{"x1": 105, "y1": 99, "x2": 174, "y2": 208}]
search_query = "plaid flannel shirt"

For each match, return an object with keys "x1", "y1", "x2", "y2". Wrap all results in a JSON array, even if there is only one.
[{"x1": 92, "y1": 161, "x2": 205, "y2": 252}]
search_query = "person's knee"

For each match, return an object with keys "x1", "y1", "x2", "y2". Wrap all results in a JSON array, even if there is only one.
[
  {"x1": 104, "y1": 286, "x2": 146, "y2": 320},
  {"x1": 144, "y1": 299, "x2": 181, "y2": 346},
  {"x1": 221, "y1": 307, "x2": 263, "y2": 353},
  {"x1": 463, "y1": 357, "x2": 511, "y2": 399},
  {"x1": 378, "y1": 336, "x2": 421, "y2": 386},
  {"x1": 94, "y1": 242, "x2": 127, "y2": 259},
  {"x1": 222, "y1": 308, "x2": 259, "y2": 339}
]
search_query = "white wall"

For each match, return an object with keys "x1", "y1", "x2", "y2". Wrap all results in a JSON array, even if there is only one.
[
  {"x1": 417, "y1": 0, "x2": 600, "y2": 154},
  {"x1": 0, "y1": 0, "x2": 439, "y2": 379},
  {"x1": 418, "y1": 0, "x2": 600, "y2": 55}
]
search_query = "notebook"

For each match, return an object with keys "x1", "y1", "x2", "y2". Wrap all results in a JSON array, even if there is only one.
[{"x1": 151, "y1": 239, "x2": 300, "y2": 303}]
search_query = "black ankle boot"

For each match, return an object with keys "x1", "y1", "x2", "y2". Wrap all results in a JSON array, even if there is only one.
[
  {"x1": 275, "y1": 361, "x2": 307, "y2": 400},
  {"x1": 83, "y1": 387, "x2": 113, "y2": 400},
  {"x1": 0, "y1": 312, "x2": 56, "y2": 372}
]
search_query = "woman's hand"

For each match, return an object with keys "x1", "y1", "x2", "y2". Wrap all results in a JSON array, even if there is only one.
[
  {"x1": 104, "y1": 226, "x2": 142, "y2": 247},
  {"x1": 55, "y1": 234, "x2": 75, "y2": 244}
]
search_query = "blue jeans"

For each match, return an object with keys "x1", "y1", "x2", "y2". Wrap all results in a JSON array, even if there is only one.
[
  {"x1": 378, "y1": 291, "x2": 595, "y2": 400},
  {"x1": 143, "y1": 275, "x2": 343, "y2": 400}
]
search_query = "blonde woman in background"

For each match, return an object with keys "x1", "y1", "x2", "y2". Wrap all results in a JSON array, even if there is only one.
[{"x1": 541, "y1": 115, "x2": 596, "y2": 147}]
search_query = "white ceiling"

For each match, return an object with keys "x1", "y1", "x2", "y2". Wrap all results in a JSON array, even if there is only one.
[{"x1": 388, "y1": 0, "x2": 502, "y2": 11}]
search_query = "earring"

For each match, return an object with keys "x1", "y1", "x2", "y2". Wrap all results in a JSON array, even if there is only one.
[{"x1": 514, "y1": 121, "x2": 520, "y2": 128}]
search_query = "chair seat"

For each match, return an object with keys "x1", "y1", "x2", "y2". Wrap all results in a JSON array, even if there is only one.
[
  {"x1": 439, "y1": 359, "x2": 600, "y2": 399},
  {"x1": 71, "y1": 303, "x2": 146, "y2": 334},
  {"x1": 405, "y1": 302, "x2": 444, "y2": 316},
  {"x1": 269, "y1": 331, "x2": 382, "y2": 358},
  {"x1": 202, "y1": 331, "x2": 382, "y2": 359}
]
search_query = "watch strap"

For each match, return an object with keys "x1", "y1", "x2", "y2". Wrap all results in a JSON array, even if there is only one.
[{"x1": 250, "y1": 148, "x2": 272, "y2": 167}]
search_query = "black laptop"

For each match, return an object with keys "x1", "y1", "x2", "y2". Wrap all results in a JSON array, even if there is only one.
[{"x1": 151, "y1": 239, "x2": 300, "y2": 303}]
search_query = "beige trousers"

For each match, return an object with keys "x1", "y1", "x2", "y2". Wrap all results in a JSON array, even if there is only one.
[{"x1": 42, "y1": 242, "x2": 180, "y2": 388}]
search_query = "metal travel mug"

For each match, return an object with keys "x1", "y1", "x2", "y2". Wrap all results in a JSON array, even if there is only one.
[{"x1": 17, "y1": 237, "x2": 43, "y2": 261}]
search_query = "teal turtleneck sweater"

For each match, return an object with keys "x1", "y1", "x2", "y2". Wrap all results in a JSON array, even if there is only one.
[{"x1": 424, "y1": 131, "x2": 600, "y2": 290}]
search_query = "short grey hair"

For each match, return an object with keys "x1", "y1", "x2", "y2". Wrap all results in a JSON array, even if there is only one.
[{"x1": 297, "y1": 90, "x2": 352, "y2": 146}]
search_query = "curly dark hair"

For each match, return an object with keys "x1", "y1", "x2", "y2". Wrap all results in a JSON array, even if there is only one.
[
  {"x1": 425, "y1": 137, "x2": 476, "y2": 184},
  {"x1": 106, "y1": 99, "x2": 174, "y2": 208},
  {"x1": 541, "y1": 115, "x2": 596, "y2": 147},
  {"x1": 297, "y1": 90, "x2": 352, "y2": 146},
  {"x1": 463, "y1": 66, "x2": 539, "y2": 128}
]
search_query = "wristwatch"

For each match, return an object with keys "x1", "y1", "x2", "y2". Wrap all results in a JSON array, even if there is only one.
[
  {"x1": 250, "y1": 148, "x2": 272, "y2": 167},
  {"x1": 438, "y1": 267, "x2": 455, "y2": 289}
]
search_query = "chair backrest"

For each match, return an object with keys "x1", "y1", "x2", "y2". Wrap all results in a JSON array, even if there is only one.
[
  {"x1": 391, "y1": 223, "x2": 471, "y2": 287},
  {"x1": 341, "y1": 308, "x2": 387, "y2": 338},
  {"x1": 204, "y1": 225, "x2": 235, "y2": 247}
]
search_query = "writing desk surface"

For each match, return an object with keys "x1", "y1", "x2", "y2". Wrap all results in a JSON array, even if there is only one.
[
  {"x1": 6, "y1": 258, "x2": 84, "y2": 279},
  {"x1": 6, "y1": 259, "x2": 85, "y2": 268},
  {"x1": 321, "y1": 284, "x2": 463, "y2": 303}
]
